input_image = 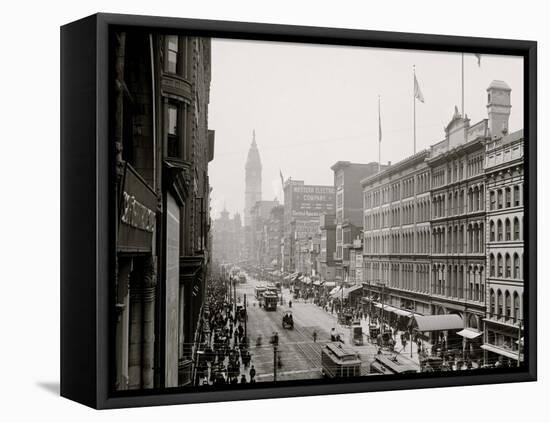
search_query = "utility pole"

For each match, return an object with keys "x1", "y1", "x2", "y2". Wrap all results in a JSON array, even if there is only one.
[
  {"x1": 273, "y1": 345, "x2": 278, "y2": 382},
  {"x1": 244, "y1": 293, "x2": 247, "y2": 339}
]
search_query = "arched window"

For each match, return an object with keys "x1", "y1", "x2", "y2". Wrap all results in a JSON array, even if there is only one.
[
  {"x1": 497, "y1": 253, "x2": 503, "y2": 277},
  {"x1": 490, "y1": 190, "x2": 496, "y2": 210},
  {"x1": 497, "y1": 220, "x2": 503, "y2": 241},
  {"x1": 497, "y1": 189, "x2": 503, "y2": 209},
  {"x1": 490, "y1": 254, "x2": 495, "y2": 277},
  {"x1": 505, "y1": 253, "x2": 511, "y2": 278},
  {"x1": 505, "y1": 218, "x2": 511, "y2": 241},
  {"x1": 505, "y1": 291, "x2": 511, "y2": 318},
  {"x1": 514, "y1": 217, "x2": 520, "y2": 240},
  {"x1": 490, "y1": 289, "x2": 496, "y2": 315},
  {"x1": 513, "y1": 253, "x2": 520, "y2": 279},
  {"x1": 497, "y1": 290, "x2": 503, "y2": 317}
]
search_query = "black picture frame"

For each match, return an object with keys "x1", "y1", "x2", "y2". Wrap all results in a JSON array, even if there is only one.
[{"x1": 61, "y1": 12, "x2": 537, "y2": 409}]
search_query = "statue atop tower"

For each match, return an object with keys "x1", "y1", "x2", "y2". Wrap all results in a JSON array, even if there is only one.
[{"x1": 244, "y1": 130, "x2": 262, "y2": 227}]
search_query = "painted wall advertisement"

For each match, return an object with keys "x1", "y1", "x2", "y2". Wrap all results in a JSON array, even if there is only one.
[{"x1": 290, "y1": 185, "x2": 335, "y2": 219}]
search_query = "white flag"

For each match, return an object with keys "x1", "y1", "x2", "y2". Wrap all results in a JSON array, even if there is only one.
[
  {"x1": 414, "y1": 74, "x2": 425, "y2": 103},
  {"x1": 474, "y1": 53, "x2": 482, "y2": 67}
]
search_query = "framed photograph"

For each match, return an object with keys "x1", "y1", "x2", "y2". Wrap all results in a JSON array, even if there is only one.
[{"x1": 60, "y1": 13, "x2": 537, "y2": 409}]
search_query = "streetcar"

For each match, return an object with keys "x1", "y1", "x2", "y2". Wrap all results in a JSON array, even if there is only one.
[
  {"x1": 321, "y1": 342, "x2": 361, "y2": 378},
  {"x1": 263, "y1": 291, "x2": 279, "y2": 311},
  {"x1": 238, "y1": 272, "x2": 247, "y2": 284},
  {"x1": 254, "y1": 285, "x2": 267, "y2": 300},
  {"x1": 369, "y1": 354, "x2": 419, "y2": 375}
]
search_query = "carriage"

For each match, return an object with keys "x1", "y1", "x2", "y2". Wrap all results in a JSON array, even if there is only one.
[{"x1": 282, "y1": 311, "x2": 294, "y2": 329}]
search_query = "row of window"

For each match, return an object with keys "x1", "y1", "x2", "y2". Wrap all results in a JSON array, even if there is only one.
[
  {"x1": 432, "y1": 263, "x2": 485, "y2": 302},
  {"x1": 488, "y1": 184, "x2": 522, "y2": 210},
  {"x1": 364, "y1": 229, "x2": 430, "y2": 255},
  {"x1": 432, "y1": 222, "x2": 485, "y2": 254},
  {"x1": 364, "y1": 200, "x2": 431, "y2": 230},
  {"x1": 364, "y1": 171, "x2": 431, "y2": 208},
  {"x1": 432, "y1": 184, "x2": 485, "y2": 218},
  {"x1": 489, "y1": 289, "x2": 522, "y2": 321},
  {"x1": 489, "y1": 252, "x2": 523, "y2": 279},
  {"x1": 431, "y1": 155, "x2": 484, "y2": 189},
  {"x1": 489, "y1": 217, "x2": 523, "y2": 242}
]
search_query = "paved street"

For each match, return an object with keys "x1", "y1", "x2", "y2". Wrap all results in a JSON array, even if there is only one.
[{"x1": 236, "y1": 274, "x2": 384, "y2": 381}]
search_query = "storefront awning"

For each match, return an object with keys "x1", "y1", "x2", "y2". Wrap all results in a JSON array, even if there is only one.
[
  {"x1": 324, "y1": 281, "x2": 336, "y2": 288},
  {"x1": 341, "y1": 285, "x2": 363, "y2": 299},
  {"x1": 411, "y1": 314, "x2": 463, "y2": 332},
  {"x1": 481, "y1": 344, "x2": 522, "y2": 361},
  {"x1": 457, "y1": 328, "x2": 483, "y2": 339},
  {"x1": 329, "y1": 286, "x2": 340, "y2": 296},
  {"x1": 372, "y1": 303, "x2": 413, "y2": 317},
  {"x1": 313, "y1": 280, "x2": 322, "y2": 286}
]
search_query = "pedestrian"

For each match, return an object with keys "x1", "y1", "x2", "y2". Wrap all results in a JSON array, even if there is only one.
[
  {"x1": 240, "y1": 374, "x2": 247, "y2": 384},
  {"x1": 313, "y1": 330, "x2": 318, "y2": 343},
  {"x1": 249, "y1": 365, "x2": 256, "y2": 382},
  {"x1": 289, "y1": 299, "x2": 292, "y2": 308}
]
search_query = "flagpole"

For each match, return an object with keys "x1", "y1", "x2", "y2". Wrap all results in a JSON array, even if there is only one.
[
  {"x1": 461, "y1": 52, "x2": 465, "y2": 117},
  {"x1": 378, "y1": 95, "x2": 381, "y2": 172},
  {"x1": 413, "y1": 65, "x2": 416, "y2": 155}
]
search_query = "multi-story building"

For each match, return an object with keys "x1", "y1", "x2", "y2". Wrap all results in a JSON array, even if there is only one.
[
  {"x1": 361, "y1": 80, "x2": 522, "y2": 355},
  {"x1": 264, "y1": 205, "x2": 285, "y2": 270},
  {"x1": 331, "y1": 161, "x2": 382, "y2": 283},
  {"x1": 283, "y1": 180, "x2": 335, "y2": 272},
  {"x1": 113, "y1": 31, "x2": 214, "y2": 390},
  {"x1": 362, "y1": 150, "x2": 432, "y2": 316},
  {"x1": 319, "y1": 214, "x2": 337, "y2": 281},
  {"x1": 427, "y1": 111, "x2": 488, "y2": 335},
  {"x1": 250, "y1": 199, "x2": 280, "y2": 267},
  {"x1": 212, "y1": 208, "x2": 243, "y2": 265},
  {"x1": 482, "y1": 81, "x2": 524, "y2": 364}
]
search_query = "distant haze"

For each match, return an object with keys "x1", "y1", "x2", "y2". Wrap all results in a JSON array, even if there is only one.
[{"x1": 208, "y1": 39, "x2": 523, "y2": 219}]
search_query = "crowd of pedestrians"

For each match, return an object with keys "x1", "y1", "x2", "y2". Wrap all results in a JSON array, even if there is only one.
[{"x1": 195, "y1": 279, "x2": 257, "y2": 386}]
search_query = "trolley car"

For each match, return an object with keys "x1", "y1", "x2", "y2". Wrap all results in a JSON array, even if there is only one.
[
  {"x1": 263, "y1": 291, "x2": 279, "y2": 311},
  {"x1": 369, "y1": 354, "x2": 419, "y2": 375},
  {"x1": 254, "y1": 285, "x2": 267, "y2": 300},
  {"x1": 321, "y1": 342, "x2": 361, "y2": 378}
]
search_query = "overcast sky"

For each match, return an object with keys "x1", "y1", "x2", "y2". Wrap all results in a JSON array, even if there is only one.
[{"x1": 208, "y1": 38, "x2": 523, "y2": 219}]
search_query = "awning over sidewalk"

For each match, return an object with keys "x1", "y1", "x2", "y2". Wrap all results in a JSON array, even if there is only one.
[
  {"x1": 341, "y1": 285, "x2": 363, "y2": 299},
  {"x1": 457, "y1": 328, "x2": 483, "y2": 339},
  {"x1": 372, "y1": 302, "x2": 413, "y2": 317},
  {"x1": 411, "y1": 314, "x2": 463, "y2": 332},
  {"x1": 324, "y1": 281, "x2": 336, "y2": 288},
  {"x1": 329, "y1": 286, "x2": 340, "y2": 296},
  {"x1": 481, "y1": 344, "x2": 522, "y2": 361}
]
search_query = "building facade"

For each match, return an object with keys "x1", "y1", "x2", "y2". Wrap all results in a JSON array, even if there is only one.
[
  {"x1": 250, "y1": 199, "x2": 280, "y2": 267},
  {"x1": 113, "y1": 30, "x2": 214, "y2": 391},
  {"x1": 212, "y1": 208, "x2": 243, "y2": 265},
  {"x1": 483, "y1": 122, "x2": 524, "y2": 363},
  {"x1": 360, "y1": 80, "x2": 523, "y2": 356},
  {"x1": 319, "y1": 214, "x2": 337, "y2": 281},
  {"x1": 283, "y1": 180, "x2": 335, "y2": 273},
  {"x1": 331, "y1": 161, "x2": 382, "y2": 283},
  {"x1": 427, "y1": 114, "x2": 488, "y2": 333},
  {"x1": 362, "y1": 150, "x2": 432, "y2": 316}
]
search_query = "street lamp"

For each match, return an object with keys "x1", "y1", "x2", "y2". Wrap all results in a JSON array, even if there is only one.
[{"x1": 375, "y1": 279, "x2": 387, "y2": 333}]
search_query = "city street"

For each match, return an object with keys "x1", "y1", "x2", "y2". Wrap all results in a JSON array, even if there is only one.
[{"x1": 236, "y1": 274, "x2": 381, "y2": 381}]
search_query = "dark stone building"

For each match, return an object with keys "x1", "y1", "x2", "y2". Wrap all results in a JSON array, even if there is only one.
[{"x1": 113, "y1": 30, "x2": 214, "y2": 390}]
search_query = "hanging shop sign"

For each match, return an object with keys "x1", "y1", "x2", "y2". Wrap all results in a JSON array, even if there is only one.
[{"x1": 118, "y1": 163, "x2": 158, "y2": 253}]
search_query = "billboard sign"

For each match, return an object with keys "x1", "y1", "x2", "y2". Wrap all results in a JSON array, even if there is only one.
[{"x1": 289, "y1": 184, "x2": 335, "y2": 219}]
